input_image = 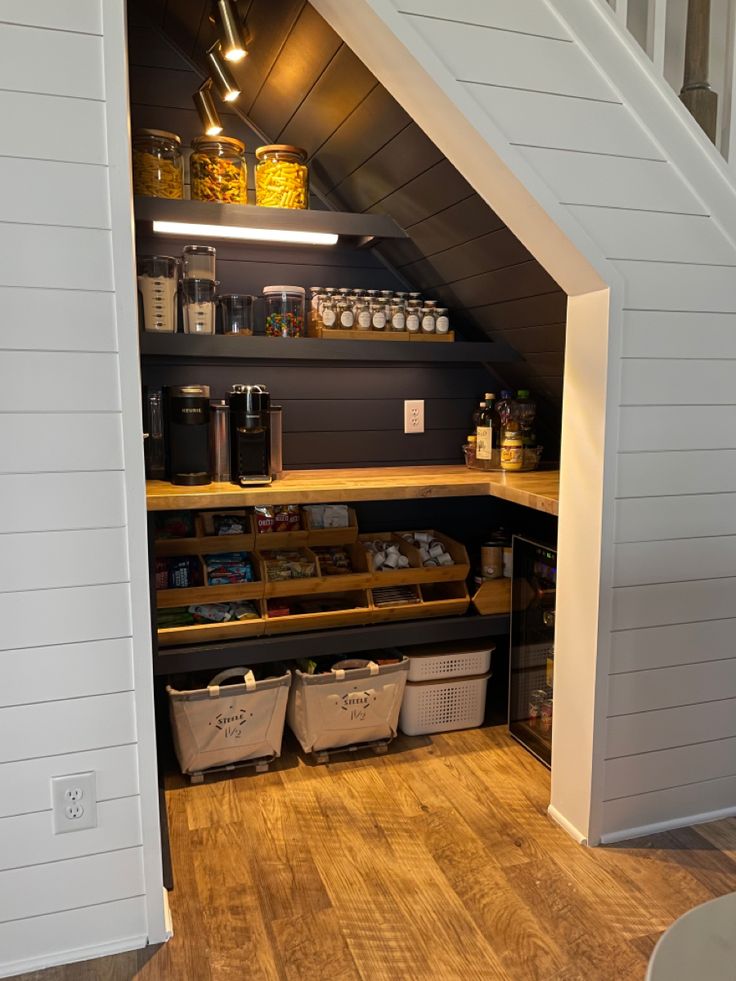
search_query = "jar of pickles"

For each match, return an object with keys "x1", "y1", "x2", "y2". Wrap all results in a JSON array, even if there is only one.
[
  {"x1": 255, "y1": 145, "x2": 309, "y2": 209},
  {"x1": 190, "y1": 136, "x2": 247, "y2": 204},
  {"x1": 132, "y1": 129, "x2": 183, "y2": 199}
]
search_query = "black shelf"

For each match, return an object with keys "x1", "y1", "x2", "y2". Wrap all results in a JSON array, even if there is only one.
[
  {"x1": 134, "y1": 196, "x2": 408, "y2": 246},
  {"x1": 139, "y1": 332, "x2": 519, "y2": 364},
  {"x1": 154, "y1": 612, "x2": 509, "y2": 675}
]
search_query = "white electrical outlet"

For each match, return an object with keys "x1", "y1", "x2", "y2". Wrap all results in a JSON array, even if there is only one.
[
  {"x1": 404, "y1": 399, "x2": 424, "y2": 434},
  {"x1": 52, "y1": 772, "x2": 97, "y2": 834}
]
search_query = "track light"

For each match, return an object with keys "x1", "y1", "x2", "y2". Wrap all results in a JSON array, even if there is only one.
[
  {"x1": 193, "y1": 81, "x2": 223, "y2": 136},
  {"x1": 206, "y1": 42, "x2": 241, "y2": 103},
  {"x1": 217, "y1": 0, "x2": 248, "y2": 62}
]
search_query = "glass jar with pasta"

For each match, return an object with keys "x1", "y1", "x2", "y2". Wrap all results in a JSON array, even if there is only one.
[
  {"x1": 255, "y1": 145, "x2": 309, "y2": 209},
  {"x1": 132, "y1": 129, "x2": 183, "y2": 199},
  {"x1": 190, "y1": 136, "x2": 247, "y2": 204}
]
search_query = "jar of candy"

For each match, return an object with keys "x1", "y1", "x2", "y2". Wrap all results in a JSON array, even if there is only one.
[
  {"x1": 255, "y1": 145, "x2": 309, "y2": 209},
  {"x1": 132, "y1": 129, "x2": 183, "y2": 199},
  {"x1": 263, "y1": 285, "x2": 305, "y2": 337},
  {"x1": 190, "y1": 135, "x2": 247, "y2": 203}
]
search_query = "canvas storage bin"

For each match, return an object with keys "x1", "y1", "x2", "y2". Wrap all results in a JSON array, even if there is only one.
[
  {"x1": 167, "y1": 667, "x2": 290, "y2": 774},
  {"x1": 287, "y1": 657, "x2": 409, "y2": 753}
]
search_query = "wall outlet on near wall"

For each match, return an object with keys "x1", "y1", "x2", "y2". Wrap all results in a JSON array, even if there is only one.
[
  {"x1": 404, "y1": 399, "x2": 424, "y2": 433},
  {"x1": 52, "y1": 772, "x2": 97, "y2": 834}
]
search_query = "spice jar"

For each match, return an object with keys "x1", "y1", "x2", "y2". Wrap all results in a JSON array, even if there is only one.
[
  {"x1": 255, "y1": 145, "x2": 309, "y2": 209},
  {"x1": 355, "y1": 296, "x2": 372, "y2": 331},
  {"x1": 390, "y1": 300, "x2": 406, "y2": 331},
  {"x1": 263, "y1": 285, "x2": 305, "y2": 337},
  {"x1": 320, "y1": 293, "x2": 337, "y2": 328},
  {"x1": 132, "y1": 129, "x2": 183, "y2": 199},
  {"x1": 421, "y1": 306, "x2": 436, "y2": 333},
  {"x1": 435, "y1": 307, "x2": 450, "y2": 334},
  {"x1": 406, "y1": 302, "x2": 421, "y2": 333},
  {"x1": 190, "y1": 135, "x2": 247, "y2": 204},
  {"x1": 336, "y1": 294, "x2": 355, "y2": 329},
  {"x1": 370, "y1": 298, "x2": 387, "y2": 331}
]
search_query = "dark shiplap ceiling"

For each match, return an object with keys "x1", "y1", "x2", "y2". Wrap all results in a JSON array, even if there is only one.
[{"x1": 130, "y1": 0, "x2": 567, "y2": 405}]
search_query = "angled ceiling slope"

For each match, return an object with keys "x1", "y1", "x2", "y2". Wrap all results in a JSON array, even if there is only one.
[{"x1": 131, "y1": 0, "x2": 567, "y2": 406}]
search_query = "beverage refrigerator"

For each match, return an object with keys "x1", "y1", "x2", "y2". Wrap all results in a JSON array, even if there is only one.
[{"x1": 508, "y1": 536, "x2": 557, "y2": 767}]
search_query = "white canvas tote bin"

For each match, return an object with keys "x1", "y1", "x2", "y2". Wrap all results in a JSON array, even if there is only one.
[
  {"x1": 167, "y1": 667, "x2": 291, "y2": 774},
  {"x1": 287, "y1": 658, "x2": 409, "y2": 753}
]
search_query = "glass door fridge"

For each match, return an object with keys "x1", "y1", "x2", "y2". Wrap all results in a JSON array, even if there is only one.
[{"x1": 508, "y1": 536, "x2": 556, "y2": 767}]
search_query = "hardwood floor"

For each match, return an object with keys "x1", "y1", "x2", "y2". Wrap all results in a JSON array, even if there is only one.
[{"x1": 11, "y1": 726, "x2": 736, "y2": 981}]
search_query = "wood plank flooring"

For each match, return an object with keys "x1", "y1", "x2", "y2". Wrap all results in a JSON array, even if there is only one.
[{"x1": 10, "y1": 726, "x2": 736, "y2": 981}]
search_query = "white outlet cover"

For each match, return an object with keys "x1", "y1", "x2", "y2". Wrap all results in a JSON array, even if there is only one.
[
  {"x1": 404, "y1": 399, "x2": 425, "y2": 433},
  {"x1": 52, "y1": 772, "x2": 97, "y2": 834}
]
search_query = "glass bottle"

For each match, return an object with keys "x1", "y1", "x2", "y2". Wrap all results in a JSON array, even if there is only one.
[
  {"x1": 354, "y1": 296, "x2": 371, "y2": 331},
  {"x1": 406, "y1": 301, "x2": 421, "y2": 333},
  {"x1": 435, "y1": 307, "x2": 450, "y2": 334},
  {"x1": 420, "y1": 305, "x2": 436, "y2": 333},
  {"x1": 475, "y1": 401, "x2": 492, "y2": 472},
  {"x1": 370, "y1": 298, "x2": 387, "y2": 331},
  {"x1": 390, "y1": 299, "x2": 406, "y2": 331},
  {"x1": 337, "y1": 293, "x2": 355, "y2": 329},
  {"x1": 320, "y1": 293, "x2": 337, "y2": 329}
]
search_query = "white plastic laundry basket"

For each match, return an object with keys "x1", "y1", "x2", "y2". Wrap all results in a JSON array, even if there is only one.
[
  {"x1": 167, "y1": 667, "x2": 290, "y2": 774},
  {"x1": 287, "y1": 658, "x2": 409, "y2": 753}
]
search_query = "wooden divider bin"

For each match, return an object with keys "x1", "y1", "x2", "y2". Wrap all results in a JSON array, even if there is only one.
[
  {"x1": 309, "y1": 541, "x2": 373, "y2": 591},
  {"x1": 472, "y1": 578, "x2": 511, "y2": 616},
  {"x1": 395, "y1": 530, "x2": 470, "y2": 583},
  {"x1": 369, "y1": 584, "x2": 423, "y2": 623},
  {"x1": 359, "y1": 533, "x2": 424, "y2": 586},
  {"x1": 259, "y1": 547, "x2": 323, "y2": 597},
  {"x1": 157, "y1": 599, "x2": 267, "y2": 648},
  {"x1": 418, "y1": 581, "x2": 470, "y2": 617},
  {"x1": 304, "y1": 506, "x2": 359, "y2": 546},
  {"x1": 264, "y1": 590, "x2": 372, "y2": 635},
  {"x1": 156, "y1": 552, "x2": 264, "y2": 609}
]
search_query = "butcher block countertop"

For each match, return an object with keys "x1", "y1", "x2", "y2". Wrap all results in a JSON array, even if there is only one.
[{"x1": 146, "y1": 466, "x2": 560, "y2": 516}]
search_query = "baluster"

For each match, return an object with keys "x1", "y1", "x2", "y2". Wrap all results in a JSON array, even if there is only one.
[
  {"x1": 679, "y1": 0, "x2": 718, "y2": 141},
  {"x1": 646, "y1": 0, "x2": 668, "y2": 74}
]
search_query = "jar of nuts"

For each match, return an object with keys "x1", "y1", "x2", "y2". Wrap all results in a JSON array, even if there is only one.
[
  {"x1": 190, "y1": 135, "x2": 247, "y2": 204},
  {"x1": 255, "y1": 145, "x2": 309, "y2": 209},
  {"x1": 132, "y1": 129, "x2": 184, "y2": 199}
]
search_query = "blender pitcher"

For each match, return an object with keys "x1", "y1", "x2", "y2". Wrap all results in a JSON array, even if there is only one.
[{"x1": 137, "y1": 255, "x2": 178, "y2": 332}]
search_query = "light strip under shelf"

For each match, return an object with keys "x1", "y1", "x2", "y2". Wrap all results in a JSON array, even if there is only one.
[{"x1": 152, "y1": 219, "x2": 338, "y2": 247}]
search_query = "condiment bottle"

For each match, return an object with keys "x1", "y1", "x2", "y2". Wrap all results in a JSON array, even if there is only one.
[
  {"x1": 501, "y1": 423, "x2": 524, "y2": 471},
  {"x1": 475, "y1": 401, "x2": 492, "y2": 471}
]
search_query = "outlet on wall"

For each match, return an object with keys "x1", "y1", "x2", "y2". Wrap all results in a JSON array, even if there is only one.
[
  {"x1": 404, "y1": 399, "x2": 424, "y2": 434},
  {"x1": 51, "y1": 772, "x2": 97, "y2": 834}
]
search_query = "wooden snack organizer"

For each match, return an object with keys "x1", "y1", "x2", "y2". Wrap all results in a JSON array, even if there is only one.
[{"x1": 154, "y1": 507, "x2": 476, "y2": 647}]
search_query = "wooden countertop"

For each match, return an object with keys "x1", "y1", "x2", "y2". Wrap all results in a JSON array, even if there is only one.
[{"x1": 146, "y1": 466, "x2": 559, "y2": 516}]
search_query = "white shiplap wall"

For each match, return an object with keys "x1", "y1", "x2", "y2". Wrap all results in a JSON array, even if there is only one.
[
  {"x1": 311, "y1": 0, "x2": 736, "y2": 842},
  {"x1": 0, "y1": 2, "x2": 165, "y2": 975}
]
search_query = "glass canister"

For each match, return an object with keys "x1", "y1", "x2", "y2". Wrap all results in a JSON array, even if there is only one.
[
  {"x1": 406, "y1": 301, "x2": 421, "y2": 333},
  {"x1": 263, "y1": 285, "x2": 305, "y2": 337},
  {"x1": 132, "y1": 129, "x2": 183, "y2": 199},
  {"x1": 182, "y1": 279, "x2": 216, "y2": 334},
  {"x1": 435, "y1": 307, "x2": 450, "y2": 334},
  {"x1": 355, "y1": 296, "x2": 372, "y2": 331},
  {"x1": 219, "y1": 293, "x2": 254, "y2": 335},
  {"x1": 336, "y1": 294, "x2": 355, "y2": 329},
  {"x1": 137, "y1": 255, "x2": 178, "y2": 333},
  {"x1": 182, "y1": 245, "x2": 216, "y2": 281},
  {"x1": 255, "y1": 145, "x2": 309, "y2": 209},
  {"x1": 190, "y1": 135, "x2": 247, "y2": 204},
  {"x1": 370, "y1": 298, "x2": 387, "y2": 331},
  {"x1": 320, "y1": 293, "x2": 337, "y2": 329}
]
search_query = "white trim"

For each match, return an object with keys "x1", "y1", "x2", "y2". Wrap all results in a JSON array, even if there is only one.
[
  {"x1": 548, "y1": 804, "x2": 589, "y2": 845},
  {"x1": 100, "y1": 0, "x2": 167, "y2": 945},
  {"x1": 600, "y1": 804, "x2": 736, "y2": 844},
  {"x1": 163, "y1": 888, "x2": 173, "y2": 940},
  {"x1": 0, "y1": 934, "x2": 150, "y2": 980}
]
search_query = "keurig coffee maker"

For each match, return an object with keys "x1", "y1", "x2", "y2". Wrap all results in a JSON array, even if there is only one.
[
  {"x1": 229, "y1": 384, "x2": 272, "y2": 486},
  {"x1": 164, "y1": 385, "x2": 211, "y2": 486}
]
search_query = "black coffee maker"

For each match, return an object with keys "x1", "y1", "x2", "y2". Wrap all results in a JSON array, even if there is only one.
[
  {"x1": 163, "y1": 385, "x2": 211, "y2": 486},
  {"x1": 229, "y1": 384, "x2": 271, "y2": 486}
]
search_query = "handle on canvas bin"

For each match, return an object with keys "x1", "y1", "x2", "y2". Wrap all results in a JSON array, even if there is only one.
[
  {"x1": 330, "y1": 660, "x2": 380, "y2": 681},
  {"x1": 207, "y1": 667, "x2": 256, "y2": 696}
]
